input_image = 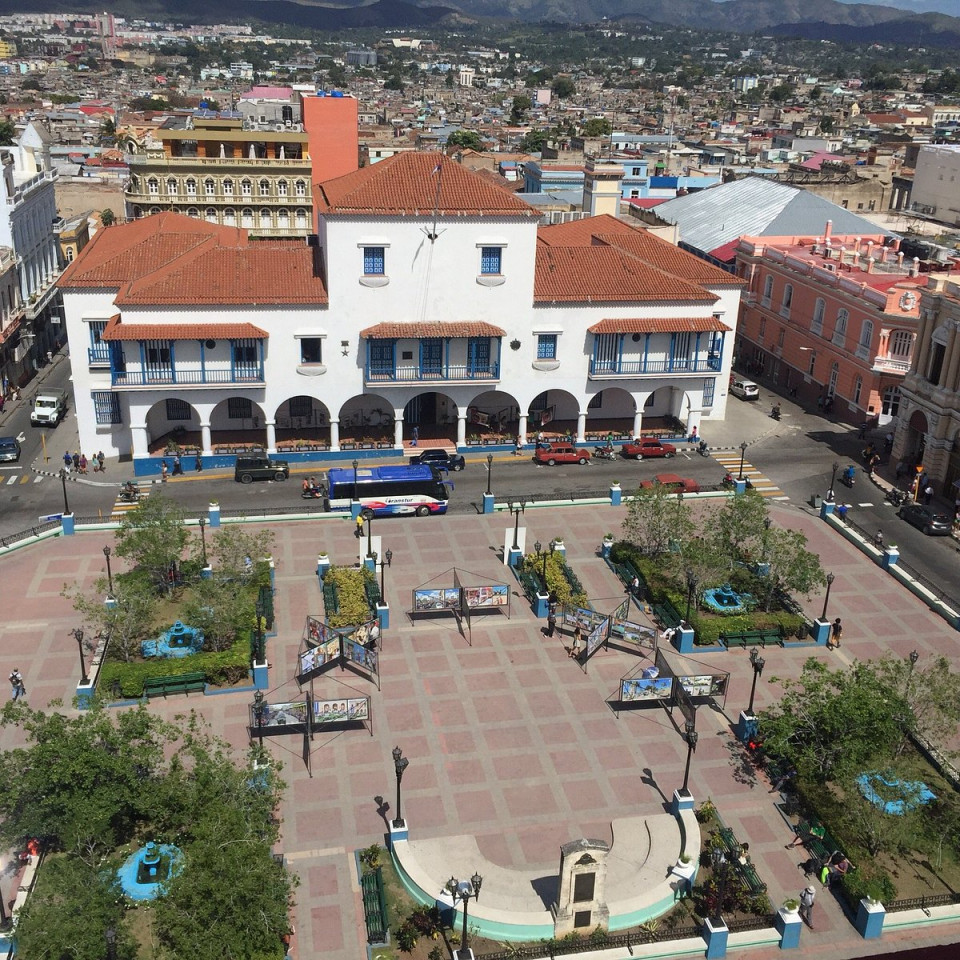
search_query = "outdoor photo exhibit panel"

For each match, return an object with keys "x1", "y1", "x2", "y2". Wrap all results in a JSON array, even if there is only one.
[
  {"x1": 249, "y1": 694, "x2": 372, "y2": 739},
  {"x1": 298, "y1": 615, "x2": 380, "y2": 689},
  {"x1": 614, "y1": 648, "x2": 729, "y2": 717},
  {"x1": 562, "y1": 598, "x2": 644, "y2": 665},
  {"x1": 410, "y1": 568, "x2": 511, "y2": 628}
]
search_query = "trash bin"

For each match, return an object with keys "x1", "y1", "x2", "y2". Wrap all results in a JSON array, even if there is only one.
[{"x1": 811, "y1": 494, "x2": 822, "y2": 509}]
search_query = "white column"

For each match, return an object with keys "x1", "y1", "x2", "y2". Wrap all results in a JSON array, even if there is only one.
[
  {"x1": 329, "y1": 420, "x2": 340, "y2": 452},
  {"x1": 576, "y1": 412, "x2": 587, "y2": 443},
  {"x1": 200, "y1": 422, "x2": 212, "y2": 455},
  {"x1": 394, "y1": 413, "x2": 404, "y2": 449},
  {"x1": 457, "y1": 414, "x2": 467, "y2": 446},
  {"x1": 265, "y1": 420, "x2": 276, "y2": 454},
  {"x1": 633, "y1": 410, "x2": 643, "y2": 437},
  {"x1": 519, "y1": 413, "x2": 528, "y2": 445},
  {"x1": 131, "y1": 424, "x2": 150, "y2": 458}
]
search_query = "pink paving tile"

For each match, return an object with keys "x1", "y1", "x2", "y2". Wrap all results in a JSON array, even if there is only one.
[
  {"x1": 350, "y1": 768, "x2": 395, "y2": 799},
  {"x1": 538, "y1": 720, "x2": 577, "y2": 745},
  {"x1": 445, "y1": 758, "x2": 494, "y2": 786},
  {"x1": 607, "y1": 774, "x2": 648, "y2": 805},
  {"x1": 293, "y1": 806, "x2": 344, "y2": 844},
  {"x1": 307, "y1": 863, "x2": 341, "y2": 897},
  {"x1": 450, "y1": 789, "x2": 499, "y2": 825},
  {"x1": 484, "y1": 724, "x2": 534, "y2": 750},
  {"x1": 310, "y1": 905, "x2": 345, "y2": 951},
  {"x1": 548, "y1": 748, "x2": 594, "y2": 776},
  {"x1": 506, "y1": 645, "x2": 548, "y2": 666},
  {"x1": 471, "y1": 694, "x2": 524, "y2": 721},
  {"x1": 503, "y1": 785, "x2": 559, "y2": 819},
  {"x1": 385, "y1": 701, "x2": 427, "y2": 732},
  {"x1": 562, "y1": 778, "x2": 608, "y2": 812},
  {"x1": 438, "y1": 729, "x2": 478, "y2": 754},
  {"x1": 517, "y1": 826, "x2": 563, "y2": 866},
  {"x1": 492, "y1": 753, "x2": 545, "y2": 781},
  {"x1": 593, "y1": 744, "x2": 643, "y2": 770},
  {"x1": 525, "y1": 690, "x2": 574, "y2": 718}
]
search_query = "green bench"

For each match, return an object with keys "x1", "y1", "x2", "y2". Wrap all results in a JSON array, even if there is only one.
[
  {"x1": 651, "y1": 600, "x2": 683, "y2": 630},
  {"x1": 720, "y1": 627, "x2": 784, "y2": 649},
  {"x1": 360, "y1": 866, "x2": 388, "y2": 943},
  {"x1": 716, "y1": 826, "x2": 767, "y2": 895},
  {"x1": 142, "y1": 672, "x2": 206, "y2": 698},
  {"x1": 794, "y1": 819, "x2": 851, "y2": 874}
]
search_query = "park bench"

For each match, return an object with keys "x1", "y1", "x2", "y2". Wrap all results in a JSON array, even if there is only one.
[
  {"x1": 360, "y1": 866, "x2": 388, "y2": 943},
  {"x1": 651, "y1": 600, "x2": 683, "y2": 630},
  {"x1": 792, "y1": 819, "x2": 853, "y2": 876},
  {"x1": 719, "y1": 627, "x2": 784, "y2": 649},
  {"x1": 142, "y1": 672, "x2": 206, "y2": 698},
  {"x1": 716, "y1": 826, "x2": 768, "y2": 895},
  {"x1": 515, "y1": 566, "x2": 544, "y2": 603}
]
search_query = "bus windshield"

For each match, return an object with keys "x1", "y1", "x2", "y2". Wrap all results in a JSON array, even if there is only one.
[{"x1": 327, "y1": 464, "x2": 450, "y2": 518}]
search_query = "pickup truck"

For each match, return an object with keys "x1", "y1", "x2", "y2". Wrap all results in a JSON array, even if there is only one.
[
  {"x1": 409, "y1": 448, "x2": 466, "y2": 472},
  {"x1": 620, "y1": 438, "x2": 676, "y2": 460},
  {"x1": 534, "y1": 442, "x2": 591, "y2": 466},
  {"x1": 639, "y1": 473, "x2": 701, "y2": 494}
]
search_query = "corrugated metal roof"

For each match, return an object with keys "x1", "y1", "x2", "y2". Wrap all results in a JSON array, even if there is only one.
[{"x1": 654, "y1": 178, "x2": 893, "y2": 253}]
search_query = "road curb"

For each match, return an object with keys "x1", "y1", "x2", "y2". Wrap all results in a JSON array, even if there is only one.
[{"x1": 29, "y1": 460, "x2": 164, "y2": 489}]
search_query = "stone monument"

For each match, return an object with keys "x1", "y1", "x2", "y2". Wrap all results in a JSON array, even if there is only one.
[{"x1": 552, "y1": 838, "x2": 610, "y2": 936}]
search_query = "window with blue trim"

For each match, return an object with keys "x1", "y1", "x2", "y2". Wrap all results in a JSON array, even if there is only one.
[
  {"x1": 92, "y1": 391, "x2": 121, "y2": 424},
  {"x1": 702, "y1": 378, "x2": 715, "y2": 407},
  {"x1": 88, "y1": 320, "x2": 109, "y2": 363},
  {"x1": 480, "y1": 246, "x2": 502, "y2": 275},
  {"x1": 363, "y1": 246, "x2": 385, "y2": 275},
  {"x1": 537, "y1": 334, "x2": 557, "y2": 360}
]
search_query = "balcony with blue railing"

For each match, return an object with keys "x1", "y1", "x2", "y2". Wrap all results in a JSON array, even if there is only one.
[
  {"x1": 589, "y1": 355, "x2": 722, "y2": 378},
  {"x1": 111, "y1": 365, "x2": 265, "y2": 387},
  {"x1": 365, "y1": 362, "x2": 500, "y2": 384},
  {"x1": 88, "y1": 343, "x2": 111, "y2": 365}
]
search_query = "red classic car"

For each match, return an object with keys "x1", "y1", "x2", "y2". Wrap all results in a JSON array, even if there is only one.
[
  {"x1": 620, "y1": 438, "x2": 677, "y2": 460},
  {"x1": 638, "y1": 474, "x2": 701, "y2": 494},
  {"x1": 534, "y1": 442, "x2": 592, "y2": 466}
]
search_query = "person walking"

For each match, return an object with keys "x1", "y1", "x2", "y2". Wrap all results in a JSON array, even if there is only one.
[
  {"x1": 63, "y1": 451, "x2": 72, "y2": 471},
  {"x1": 411, "y1": 425, "x2": 419, "y2": 447},
  {"x1": 355, "y1": 514, "x2": 365, "y2": 539},
  {"x1": 72, "y1": 451, "x2": 80, "y2": 472},
  {"x1": 9, "y1": 669, "x2": 24, "y2": 701},
  {"x1": 924, "y1": 484, "x2": 934, "y2": 505},
  {"x1": 799, "y1": 885, "x2": 816, "y2": 928},
  {"x1": 172, "y1": 454, "x2": 182, "y2": 475},
  {"x1": 545, "y1": 611, "x2": 557, "y2": 638},
  {"x1": 514, "y1": 436, "x2": 523, "y2": 456},
  {"x1": 570, "y1": 625, "x2": 583, "y2": 659},
  {"x1": 160, "y1": 460, "x2": 169, "y2": 482},
  {"x1": 195, "y1": 453, "x2": 203, "y2": 472},
  {"x1": 97, "y1": 451, "x2": 105, "y2": 473},
  {"x1": 830, "y1": 617, "x2": 843, "y2": 650},
  {"x1": 78, "y1": 453, "x2": 87, "y2": 474}
]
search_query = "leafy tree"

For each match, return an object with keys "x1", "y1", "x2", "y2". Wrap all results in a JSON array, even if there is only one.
[
  {"x1": 22, "y1": 77, "x2": 41, "y2": 91},
  {"x1": 208, "y1": 525, "x2": 274, "y2": 582},
  {"x1": 100, "y1": 116, "x2": 116, "y2": 143},
  {"x1": 326, "y1": 62, "x2": 347, "y2": 86},
  {"x1": 0, "y1": 117, "x2": 15, "y2": 145},
  {"x1": 69, "y1": 573, "x2": 157, "y2": 663},
  {"x1": 581, "y1": 117, "x2": 612, "y2": 137},
  {"x1": 760, "y1": 527, "x2": 824, "y2": 611},
  {"x1": 384, "y1": 74, "x2": 404, "y2": 92},
  {"x1": 100, "y1": 208, "x2": 116, "y2": 226},
  {"x1": 183, "y1": 578, "x2": 253, "y2": 652},
  {"x1": 711, "y1": 490, "x2": 769, "y2": 564},
  {"x1": 509, "y1": 94, "x2": 531, "y2": 124},
  {"x1": 621, "y1": 483, "x2": 694, "y2": 557},
  {"x1": 768, "y1": 83, "x2": 792, "y2": 102},
  {"x1": 819, "y1": 116, "x2": 835, "y2": 134},
  {"x1": 837, "y1": 768, "x2": 926, "y2": 858},
  {"x1": 519, "y1": 128, "x2": 547, "y2": 153},
  {"x1": 446, "y1": 129, "x2": 484, "y2": 151},
  {"x1": 809, "y1": 85, "x2": 822, "y2": 101},
  {"x1": 114, "y1": 494, "x2": 189, "y2": 594},
  {"x1": 551, "y1": 76, "x2": 575, "y2": 98}
]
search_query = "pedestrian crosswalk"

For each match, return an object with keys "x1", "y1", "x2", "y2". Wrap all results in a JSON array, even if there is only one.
[
  {"x1": 713, "y1": 453, "x2": 788, "y2": 500},
  {"x1": 111, "y1": 482, "x2": 152, "y2": 517}
]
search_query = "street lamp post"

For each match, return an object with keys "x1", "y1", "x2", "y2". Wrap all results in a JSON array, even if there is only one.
[
  {"x1": 681, "y1": 725, "x2": 698, "y2": 794},
  {"x1": 821, "y1": 571, "x2": 835, "y2": 621},
  {"x1": 380, "y1": 547, "x2": 391, "y2": 599},
  {"x1": 828, "y1": 461, "x2": 839, "y2": 502},
  {"x1": 747, "y1": 648, "x2": 765, "y2": 715},
  {"x1": 366, "y1": 513, "x2": 373, "y2": 558},
  {"x1": 509, "y1": 499, "x2": 526, "y2": 551},
  {"x1": 392, "y1": 745, "x2": 410, "y2": 827},
  {"x1": 254, "y1": 600, "x2": 265, "y2": 663},
  {"x1": 685, "y1": 568, "x2": 699, "y2": 622},
  {"x1": 446, "y1": 873, "x2": 483, "y2": 957},
  {"x1": 485, "y1": 453, "x2": 493, "y2": 496},
  {"x1": 761, "y1": 517, "x2": 771, "y2": 562},
  {"x1": 73, "y1": 627, "x2": 88, "y2": 684},
  {"x1": 198, "y1": 516, "x2": 207, "y2": 567},
  {"x1": 105, "y1": 928, "x2": 117, "y2": 960},
  {"x1": 738, "y1": 441, "x2": 748, "y2": 480},
  {"x1": 253, "y1": 690, "x2": 265, "y2": 744},
  {"x1": 103, "y1": 545, "x2": 113, "y2": 595},
  {"x1": 59, "y1": 467, "x2": 70, "y2": 515},
  {"x1": 352, "y1": 459, "x2": 359, "y2": 509}
]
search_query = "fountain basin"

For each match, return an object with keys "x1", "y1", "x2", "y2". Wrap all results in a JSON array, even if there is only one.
[
  {"x1": 856, "y1": 772, "x2": 935, "y2": 816},
  {"x1": 117, "y1": 842, "x2": 184, "y2": 900},
  {"x1": 142, "y1": 620, "x2": 204, "y2": 658},
  {"x1": 702, "y1": 584, "x2": 753, "y2": 614}
]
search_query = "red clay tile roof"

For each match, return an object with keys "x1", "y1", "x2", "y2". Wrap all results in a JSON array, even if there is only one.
[
  {"x1": 100, "y1": 317, "x2": 268, "y2": 341},
  {"x1": 316, "y1": 152, "x2": 537, "y2": 218},
  {"x1": 360, "y1": 322, "x2": 506, "y2": 338},
  {"x1": 537, "y1": 214, "x2": 634, "y2": 247},
  {"x1": 588, "y1": 317, "x2": 731, "y2": 334},
  {"x1": 58, "y1": 212, "x2": 328, "y2": 305},
  {"x1": 534, "y1": 246, "x2": 717, "y2": 304}
]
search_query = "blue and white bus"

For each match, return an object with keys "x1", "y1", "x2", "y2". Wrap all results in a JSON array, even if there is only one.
[{"x1": 326, "y1": 464, "x2": 451, "y2": 518}]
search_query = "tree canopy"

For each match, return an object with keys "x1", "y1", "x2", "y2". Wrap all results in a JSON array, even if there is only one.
[
  {"x1": 446, "y1": 129, "x2": 484, "y2": 151},
  {"x1": 114, "y1": 495, "x2": 189, "y2": 594}
]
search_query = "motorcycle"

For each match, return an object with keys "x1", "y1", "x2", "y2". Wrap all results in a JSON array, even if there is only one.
[
  {"x1": 886, "y1": 487, "x2": 907, "y2": 507},
  {"x1": 840, "y1": 466, "x2": 856, "y2": 488},
  {"x1": 771, "y1": 404, "x2": 781, "y2": 421},
  {"x1": 301, "y1": 488, "x2": 325, "y2": 500},
  {"x1": 697, "y1": 440, "x2": 710, "y2": 457},
  {"x1": 118, "y1": 483, "x2": 140, "y2": 503},
  {"x1": 722, "y1": 471, "x2": 752, "y2": 490},
  {"x1": 593, "y1": 445, "x2": 618, "y2": 461}
]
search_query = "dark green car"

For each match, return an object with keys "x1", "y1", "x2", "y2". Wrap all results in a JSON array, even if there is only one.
[{"x1": 234, "y1": 456, "x2": 289, "y2": 484}]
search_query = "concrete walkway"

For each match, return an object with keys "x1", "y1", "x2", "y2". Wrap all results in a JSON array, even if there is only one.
[{"x1": 3, "y1": 498, "x2": 960, "y2": 960}]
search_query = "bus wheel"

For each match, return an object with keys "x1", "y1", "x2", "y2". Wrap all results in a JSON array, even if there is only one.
[{"x1": 416, "y1": 505, "x2": 430, "y2": 517}]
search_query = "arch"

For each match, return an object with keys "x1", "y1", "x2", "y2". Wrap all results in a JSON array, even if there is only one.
[
  {"x1": 145, "y1": 397, "x2": 202, "y2": 455},
  {"x1": 259, "y1": 178, "x2": 270, "y2": 197},
  {"x1": 812, "y1": 297, "x2": 825, "y2": 334},
  {"x1": 240, "y1": 178, "x2": 252, "y2": 197},
  {"x1": 208, "y1": 397, "x2": 268, "y2": 451},
  {"x1": 204, "y1": 177, "x2": 216, "y2": 196},
  {"x1": 909, "y1": 409, "x2": 928, "y2": 434},
  {"x1": 223, "y1": 207, "x2": 236, "y2": 226},
  {"x1": 584, "y1": 386, "x2": 637, "y2": 436},
  {"x1": 277, "y1": 179, "x2": 288, "y2": 197},
  {"x1": 259, "y1": 208, "x2": 272, "y2": 229},
  {"x1": 295, "y1": 208, "x2": 308, "y2": 228},
  {"x1": 223, "y1": 178, "x2": 234, "y2": 197},
  {"x1": 529, "y1": 389, "x2": 580, "y2": 437},
  {"x1": 277, "y1": 208, "x2": 289, "y2": 230},
  {"x1": 403, "y1": 390, "x2": 460, "y2": 440},
  {"x1": 185, "y1": 177, "x2": 197, "y2": 196},
  {"x1": 467, "y1": 389, "x2": 520, "y2": 436},
  {"x1": 274, "y1": 395, "x2": 332, "y2": 450},
  {"x1": 166, "y1": 177, "x2": 177, "y2": 196},
  {"x1": 204, "y1": 207, "x2": 217, "y2": 223},
  {"x1": 339, "y1": 393, "x2": 397, "y2": 443},
  {"x1": 241, "y1": 208, "x2": 254, "y2": 228}
]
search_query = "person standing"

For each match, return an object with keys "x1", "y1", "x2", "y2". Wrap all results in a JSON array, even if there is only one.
[
  {"x1": 172, "y1": 454, "x2": 182, "y2": 475},
  {"x1": 924, "y1": 484, "x2": 934, "y2": 505},
  {"x1": 545, "y1": 611, "x2": 557, "y2": 638},
  {"x1": 831, "y1": 617, "x2": 842, "y2": 650},
  {"x1": 514, "y1": 436, "x2": 523, "y2": 456},
  {"x1": 195, "y1": 453, "x2": 203, "y2": 472},
  {"x1": 799, "y1": 885, "x2": 816, "y2": 928},
  {"x1": 160, "y1": 460, "x2": 169, "y2": 482},
  {"x1": 411, "y1": 425, "x2": 419, "y2": 447},
  {"x1": 570, "y1": 625, "x2": 583, "y2": 659}
]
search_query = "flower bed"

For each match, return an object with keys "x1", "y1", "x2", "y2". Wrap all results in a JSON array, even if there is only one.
[
  {"x1": 517, "y1": 551, "x2": 587, "y2": 607},
  {"x1": 323, "y1": 565, "x2": 377, "y2": 628}
]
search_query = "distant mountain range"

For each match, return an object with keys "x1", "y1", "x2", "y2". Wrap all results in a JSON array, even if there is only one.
[{"x1": 9, "y1": 0, "x2": 960, "y2": 49}]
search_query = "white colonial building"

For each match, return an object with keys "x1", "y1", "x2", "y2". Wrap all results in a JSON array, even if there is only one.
[{"x1": 59, "y1": 153, "x2": 743, "y2": 468}]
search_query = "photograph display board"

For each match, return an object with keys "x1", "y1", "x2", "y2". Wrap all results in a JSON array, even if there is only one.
[
  {"x1": 619, "y1": 676, "x2": 674, "y2": 702},
  {"x1": 677, "y1": 674, "x2": 729, "y2": 699},
  {"x1": 312, "y1": 697, "x2": 369, "y2": 724},
  {"x1": 257, "y1": 700, "x2": 309, "y2": 730},
  {"x1": 297, "y1": 616, "x2": 380, "y2": 687},
  {"x1": 585, "y1": 617, "x2": 609, "y2": 659},
  {"x1": 463, "y1": 584, "x2": 509, "y2": 608},
  {"x1": 298, "y1": 638, "x2": 340, "y2": 681},
  {"x1": 342, "y1": 636, "x2": 379, "y2": 675},
  {"x1": 608, "y1": 618, "x2": 658, "y2": 652},
  {"x1": 413, "y1": 588, "x2": 462, "y2": 612},
  {"x1": 249, "y1": 696, "x2": 372, "y2": 738},
  {"x1": 410, "y1": 569, "x2": 512, "y2": 628}
]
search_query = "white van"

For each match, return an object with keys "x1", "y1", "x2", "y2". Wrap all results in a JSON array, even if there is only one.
[
  {"x1": 730, "y1": 379, "x2": 760, "y2": 401},
  {"x1": 30, "y1": 389, "x2": 69, "y2": 426}
]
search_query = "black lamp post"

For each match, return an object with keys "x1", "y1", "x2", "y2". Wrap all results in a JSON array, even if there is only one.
[
  {"x1": 485, "y1": 453, "x2": 493, "y2": 496},
  {"x1": 447, "y1": 873, "x2": 483, "y2": 955},
  {"x1": 747, "y1": 648, "x2": 765, "y2": 715},
  {"x1": 392, "y1": 745, "x2": 410, "y2": 827},
  {"x1": 103, "y1": 544, "x2": 113, "y2": 595},
  {"x1": 366, "y1": 513, "x2": 373, "y2": 559},
  {"x1": 738, "y1": 441, "x2": 748, "y2": 480},
  {"x1": 681, "y1": 725, "x2": 698, "y2": 794},
  {"x1": 73, "y1": 627, "x2": 88, "y2": 684},
  {"x1": 198, "y1": 516, "x2": 207, "y2": 566},
  {"x1": 821, "y1": 571, "x2": 835, "y2": 621},
  {"x1": 352, "y1": 458, "x2": 359, "y2": 506},
  {"x1": 254, "y1": 600, "x2": 265, "y2": 663},
  {"x1": 253, "y1": 690, "x2": 265, "y2": 744},
  {"x1": 510, "y1": 498, "x2": 526, "y2": 551},
  {"x1": 684, "y1": 568, "x2": 699, "y2": 622},
  {"x1": 59, "y1": 467, "x2": 70, "y2": 515},
  {"x1": 761, "y1": 517, "x2": 771, "y2": 561},
  {"x1": 828, "y1": 460, "x2": 839, "y2": 501},
  {"x1": 380, "y1": 547, "x2": 391, "y2": 599},
  {"x1": 710, "y1": 859, "x2": 732, "y2": 927},
  {"x1": 105, "y1": 927, "x2": 116, "y2": 960}
]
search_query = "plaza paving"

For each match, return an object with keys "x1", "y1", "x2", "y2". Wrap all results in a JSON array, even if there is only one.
[{"x1": 3, "y1": 499, "x2": 960, "y2": 960}]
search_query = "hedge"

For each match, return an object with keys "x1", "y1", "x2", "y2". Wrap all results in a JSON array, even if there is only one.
[
  {"x1": 518, "y1": 552, "x2": 587, "y2": 607},
  {"x1": 324, "y1": 565, "x2": 376, "y2": 628},
  {"x1": 98, "y1": 634, "x2": 251, "y2": 698}
]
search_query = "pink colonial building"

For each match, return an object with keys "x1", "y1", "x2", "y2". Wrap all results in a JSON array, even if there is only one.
[{"x1": 735, "y1": 224, "x2": 925, "y2": 428}]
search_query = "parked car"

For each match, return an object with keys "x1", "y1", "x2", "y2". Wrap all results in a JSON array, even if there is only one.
[
  {"x1": 0, "y1": 437, "x2": 20, "y2": 462},
  {"x1": 409, "y1": 448, "x2": 465, "y2": 472},
  {"x1": 234, "y1": 456, "x2": 290, "y2": 484},
  {"x1": 620, "y1": 438, "x2": 677, "y2": 460},
  {"x1": 534, "y1": 442, "x2": 591, "y2": 466},
  {"x1": 730, "y1": 379, "x2": 760, "y2": 401},
  {"x1": 897, "y1": 502, "x2": 952, "y2": 536},
  {"x1": 639, "y1": 473, "x2": 701, "y2": 494}
]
